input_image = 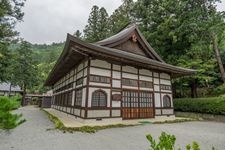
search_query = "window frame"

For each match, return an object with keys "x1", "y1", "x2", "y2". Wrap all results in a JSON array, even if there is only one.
[
  {"x1": 91, "y1": 89, "x2": 107, "y2": 108},
  {"x1": 163, "y1": 95, "x2": 172, "y2": 108}
]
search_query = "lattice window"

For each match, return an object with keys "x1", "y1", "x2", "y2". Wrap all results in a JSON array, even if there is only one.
[
  {"x1": 92, "y1": 90, "x2": 107, "y2": 107},
  {"x1": 139, "y1": 81, "x2": 153, "y2": 88},
  {"x1": 90, "y1": 75, "x2": 110, "y2": 83},
  {"x1": 122, "y1": 78, "x2": 138, "y2": 87},
  {"x1": 75, "y1": 89, "x2": 82, "y2": 106},
  {"x1": 163, "y1": 95, "x2": 171, "y2": 108},
  {"x1": 160, "y1": 85, "x2": 171, "y2": 90}
]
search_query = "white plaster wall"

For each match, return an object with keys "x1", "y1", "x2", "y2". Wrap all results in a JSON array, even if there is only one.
[
  {"x1": 74, "y1": 108, "x2": 80, "y2": 116},
  {"x1": 154, "y1": 85, "x2": 160, "y2": 91},
  {"x1": 113, "y1": 64, "x2": 121, "y2": 70},
  {"x1": 83, "y1": 77, "x2": 87, "y2": 86},
  {"x1": 160, "y1": 73, "x2": 170, "y2": 79},
  {"x1": 162, "y1": 109, "x2": 174, "y2": 115},
  {"x1": 122, "y1": 85, "x2": 138, "y2": 89},
  {"x1": 72, "y1": 91, "x2": 75, "y2": 106},
  {"x1": 112, "y1": 101, "x2": 121, "y2": 107},
  {"x1": 88, "y1": 88, "x2": 110, "y2": 107},
  {"x1": 122, "y1": 73, "x2": 138, "y2": 79},
  {"x1": 139, "y1": 69, "x2": 152, "y2": 76},
  {"x1": 81, "y1": 110, "x2": 85, "y2": 117},
  {"x1": 154, "y1": 93, "x2": 161, "y2": 107},
  {"x1": 161, "y1": 93, "x2": 173, "y2": 107},
  {"x1": 154, "y1": 78, "x2": 159, "y2": 84},
  {"x1": 139, "y1": 75, "x2": 153, "y2": 81},
  {"x1": 139, "y1": 87, "x2": 153, "y2": 91},
  {"x1": 112, "y1": 80, "x2": 121, "y2": 88},
  {"x1": 155, "y1": 109, "x2": 161, "y2": 115},
  {"x1": 84, "y1": 60, "x2": 88, "y2": 67},
  {"x1": 112, "y1": 71, "x2": 121, "y2": 79},
  {"x1": 153, "y1": 72, "x2": 159, "y2": 77},
  {"x1": 160, "y1": 79, "x2": 171, "y2": 85},
  {"x1": 77, "y1": 62, "x2": 83, "y2": 72},
  {"x1": 77, "y1": 71, "x2": 83, "y2": 79},
  {"x1": 122, "y1": 66, "x2": 138, "y2": 73},
  {"x1": 91, "y1": 59, "x2": 111, "y2": 69},
  {"x1": 81, "y1": 88, "x2": 86, "y2": 107},
  {"x1": 84, "y1": 68, "x2": 87, "y2": 76},
  {"x1": 112, "y1": 110, "x2": 121, "y2": 117},
  {"x1": 87, "y1": 110, "x2": 110, "y2": 118},
  {"x1": 89, "y1": 82, "x2": 110, "y2": 87},
  {"x1": 90, "y1": 67, "x2": 111, "y2": 76}
]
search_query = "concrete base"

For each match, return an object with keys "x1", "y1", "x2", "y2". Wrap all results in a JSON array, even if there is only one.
[{"x1": 44, "y1": 108, "x2": 180, "y2": 128}]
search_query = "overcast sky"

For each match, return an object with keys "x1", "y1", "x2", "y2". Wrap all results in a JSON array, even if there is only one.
[{"x1": 16, "y1": 0, "x2": 225, "y2": 44}]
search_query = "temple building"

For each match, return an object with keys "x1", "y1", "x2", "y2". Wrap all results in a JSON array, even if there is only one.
[{"x1": 45, "y1": 24, "x2": 195, "y2": 123}]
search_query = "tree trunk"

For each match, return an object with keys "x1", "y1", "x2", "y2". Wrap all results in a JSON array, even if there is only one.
[
  {"x1": 8, "y1": 83, "x2": 12, "y2": 97},
  {"x1": 212, "y1": 32, "x2": 225, "y2": 84},
  {"x1": 191, "y1": 79, "x2": 197, "y2": 98},
  {"x1": 21, "y1": 84, "x2": 26, "y2": 106}
]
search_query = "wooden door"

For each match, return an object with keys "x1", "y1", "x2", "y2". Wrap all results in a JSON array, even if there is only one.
[{"x1": 122, "y1": 90, "x2": 154, "y2": 119}]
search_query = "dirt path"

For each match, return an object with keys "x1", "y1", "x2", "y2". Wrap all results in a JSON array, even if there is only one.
[{"x1": 0, "y1": 106, "x2": 225, "y2": 150}]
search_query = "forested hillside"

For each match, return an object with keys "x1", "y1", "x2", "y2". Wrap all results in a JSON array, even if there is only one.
[{"x1": 2, "y1": 0, "x2": 225, "y2": 98}]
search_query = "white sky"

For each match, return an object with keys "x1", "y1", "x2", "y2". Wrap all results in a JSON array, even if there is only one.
[{"x1": 16, "y1": 0, "x2": 225, "y2": 44}]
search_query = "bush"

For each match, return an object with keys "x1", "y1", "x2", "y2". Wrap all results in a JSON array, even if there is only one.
[
  {"x1": 146, "y1": 132, "x2": 215, "y2": 150},
  {"x1": 209, "y1": 85, "x2": 225, "y2": 96},
  {"x1": 174, "y1": 96, "x2": 225, "y2": 115},
  {"x1": 0, "y1": 96, "x2": 25, "y2": 129}
]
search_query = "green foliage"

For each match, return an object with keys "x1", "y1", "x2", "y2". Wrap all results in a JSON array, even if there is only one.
[
  {"x1": 209, "y1": 84, "x2": 225, "y2": 96},
  {"x1": 83, "y1": 6, "x2": 109, "y2": 42},
  {"x1": 174, "y1": 96, "x2": 225, "y2": 115},
  {"x1": 0, "y1": 96, "x2": 25, "y2": 129},
  {"x1": 146, "y1": 132, "x2": 216, "y2": 150},
  {"x1": 0, "y1": 0, "x2": 25, "y2": 82}
]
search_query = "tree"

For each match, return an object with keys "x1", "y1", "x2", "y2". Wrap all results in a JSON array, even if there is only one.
[
  {"x1": 108, "y1": 0, "x2": 134, "y2": 35},
  {"x1": 0, "y1": 0, "x2": 25, "y2": 81},
  {"x1": 83, "y1": 6, "x2": 109, "y2": 42},
  {"x1": 11, "y1": 41, "x2": 39, "y2": 105},
  {"x1": 83, "y1": 5, "x2": 100, "y2": 42}
]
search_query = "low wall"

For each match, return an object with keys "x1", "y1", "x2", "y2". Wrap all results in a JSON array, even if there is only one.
[{"x1": 175, "y1": 111, "x2": 225, "y2": 122}]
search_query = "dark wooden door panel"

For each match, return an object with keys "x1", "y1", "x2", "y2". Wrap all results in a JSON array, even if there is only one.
[{"x1": 122, "y1": 90, "x2": 154, "y2": 119}]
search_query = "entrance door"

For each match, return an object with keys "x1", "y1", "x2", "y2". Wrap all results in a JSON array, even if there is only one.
[{"x1": 122, "y1": 90, "x2": 154, "y2": 119}]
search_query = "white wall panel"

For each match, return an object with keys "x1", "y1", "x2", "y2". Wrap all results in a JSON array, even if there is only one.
[
  {"x1": 87, "y1": 110, "x2": 110, "y2": 118},
  {"x1": 160, "y1": 79, "x2": 171, "y2": 85},
  {"x1": 112, "y1": 101, "x2": 121, "y2": 107},
  {"x1": 91, "y1": 59, "x2": 111, "y2": 68},
  {"x1": 139, "y1": 76, "x2": 153, "y2": 81},
  {"x1": 77, "y1": 71, "x2": 83, "y2": 79},
  {"x1": 113, "y1": 64, "x2": 121, "y2": 70},
  {"x1": 112, "y1": 80, "x2": 121, "y2": 88},
  {"x1": 154, "y1": 78, "x2": 159, "y2": 84},
  {"x1": 154, "y1": 93, "x2": 161, "y2": 107},
  {"x1": 122, "y1": 73, "x2": 138, "y2": 79},
  {"x1": 89, "y1": 82, "x2": 110, "y2": 87},
  {"x1": 122, "y1": 66, "x2": 138, "y2": 73},
  {"x1": 153, "y1": 72, "x2": 159, "y2": 77},
  {"x1": 112, "y1": 110, "x2": 121, "y2": 117},
  {"x1": 77, "y1": 63, "x2": 83, "y2": 72},
  {"x1": 139, "y1": 69, "x2": 152, "y2": 76},
  {"x1": 112, "y1": 71, "x2": 121, "y2": 79},
  {"x1": 90, "y1": 67, "x2": 111, "y2": 76},
  {"x1": 154, "y1": 85, "x2": 160, "y2": 91},
  {"x1": 160, "y1": 73, "x2": 170, "y2": 79}
]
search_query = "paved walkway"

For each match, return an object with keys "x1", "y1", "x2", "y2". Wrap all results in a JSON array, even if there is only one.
[{"x1": 0, "y1": 106, "x2": 225, "y2": 150}]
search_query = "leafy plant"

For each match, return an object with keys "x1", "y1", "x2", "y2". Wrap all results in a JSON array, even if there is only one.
[
  {"x1": 146, "y1": 132, "x2": 215, "y2": 150},
  {"x1": 0, "y1": 96, "x2": 25, "y2": 129}
]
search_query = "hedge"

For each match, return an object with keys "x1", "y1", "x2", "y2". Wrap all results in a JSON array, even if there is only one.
[{"x1": 174, "y1": 95, "x2": 225, "y2": 115}]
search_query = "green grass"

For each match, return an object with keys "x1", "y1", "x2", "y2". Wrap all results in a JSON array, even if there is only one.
[
  {"x1": 42, "y1": 109, "x2": 137, "y2": 133},
  {"x1": 153, "y1": 118, "x2": 198, "y2": 124},
  {"x1": 174, "y1": 95, "x2": 225, "y2": 115}
]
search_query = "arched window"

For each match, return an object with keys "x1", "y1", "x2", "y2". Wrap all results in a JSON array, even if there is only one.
[
  {"x1": 163, "y1": 95, "x2": 171, "y2": 108},
  {"x1": 92, "y1": 90, "x2": 107, "y2": 107}
]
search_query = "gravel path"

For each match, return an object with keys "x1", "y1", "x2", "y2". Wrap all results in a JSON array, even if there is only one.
[{"x1": 0, "y1": 106, "x2": 225, "y2": 150}]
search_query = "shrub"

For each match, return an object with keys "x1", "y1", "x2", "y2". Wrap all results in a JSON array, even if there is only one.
[
  {"x1": 0, "y1": 96, "x2": 25, "y2": 129},
  {"x1": 174, "y1": 96, "x2": 225, "y2": 115},
  {"x1": 146, "y1": 132, "x2": 215, "y2": 150}
]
